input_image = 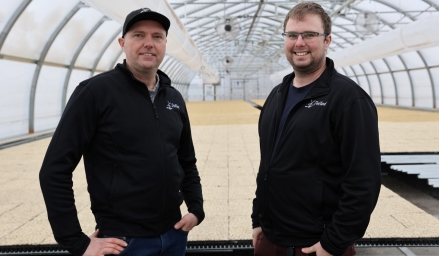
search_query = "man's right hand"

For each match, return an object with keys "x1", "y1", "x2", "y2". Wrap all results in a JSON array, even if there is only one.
[
  {"x1": 252, "y1": 227, "x2": 262, "y2": 247},
  {"x1": 83, "y1": 230, "x2": 127, "y2": 256}
]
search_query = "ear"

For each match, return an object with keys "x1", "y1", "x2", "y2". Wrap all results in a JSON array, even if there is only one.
[
  {"x1": 324, "y1": 34, "x2": 332, "y2": 51},
  {"x1": 118, "y1": 37, "x2": 125, "y2": 50}
]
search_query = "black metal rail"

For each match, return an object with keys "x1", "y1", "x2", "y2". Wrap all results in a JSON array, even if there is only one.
[
  {"x1": 0, "y1": 132, "x2": 53, "y2": 150},
  {"x1": 1, "y1": 238, "x2": 439, "y2": 255}
]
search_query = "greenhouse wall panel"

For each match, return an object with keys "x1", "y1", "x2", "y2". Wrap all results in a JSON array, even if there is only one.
[{"x1": 0, "y1": 60, "x2": 36, "y2": 140}]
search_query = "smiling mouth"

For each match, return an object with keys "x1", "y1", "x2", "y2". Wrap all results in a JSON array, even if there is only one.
[
  {"x1": 295, "y1": 52, "x2": 309, "y2": 56},
  {"x1": 140, "y1": 53, "x2": 155, "y2": 56}
]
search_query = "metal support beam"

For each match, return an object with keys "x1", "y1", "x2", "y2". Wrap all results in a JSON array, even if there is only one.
[
  {"x1": 110, "y1": 49, "x2": 123, "y2": 70},
  {"x1": 172, "y1": 66, "x2": 185, "y2": 84},
  {"x1": 27, "y1": 3, "x2": 84, "y2": 134},
  {"x1": 416, "y1": 51, "x2": 436, "y2": 108},
  {"x1": 163, "y1": 60, "x2": 180, "y2": 81},
  {"x1": 61, "y1": 16, "x2": 107, "y2": 113},
  {"x1": 175, "y1": 66, "x2": 192, "y2": 85},
  {"x1": 359, "y1": 64, "x2": 373, "y2": 100},
  {"x1": 175, "y1": 65, "x2": 192, "y2": 84},
  {"x1": 397, "y1": 55, "x2": 416, "y2": 107},
  {"x1": 245, "y1": 0, "x2": 264, "y2": 41},
  {"x1": 90, "y1": 29, "x2": 120, "y2": 76},
  {"x1": 369, "y1": 61, "x2": 384, "y2": 104},
  {"x1": 329, "y1": 0, "x2": 357, "y2": 17},
  {"x1": 381, "y1": 58, "x2": 399, "y2": 105},
  {"x1": 159, "y1": 57, "x2": 172, "y2": 72},
  {"x1": 345, "y1": 66, "x2": 360, "y2": 90},
  {"x1": 0, "y1": 0, "x2": 31, "y2": 51}
]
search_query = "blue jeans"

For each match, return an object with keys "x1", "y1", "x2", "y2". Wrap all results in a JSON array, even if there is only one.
[{"x1": 101, "y1": 228, "x2": 188, "y2": 256}]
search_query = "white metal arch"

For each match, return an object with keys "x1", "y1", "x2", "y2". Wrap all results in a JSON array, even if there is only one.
[
  {"x1": 1, "y1": 0, "x2": 439, "y2": 142},
  {"x1": 28, "y1": 3, "x2": 85, "y2": 133}
]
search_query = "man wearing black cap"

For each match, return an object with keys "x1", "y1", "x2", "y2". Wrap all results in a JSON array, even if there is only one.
[{"x1": 40, "y1": 8, "x2": 204, "y2": 256}]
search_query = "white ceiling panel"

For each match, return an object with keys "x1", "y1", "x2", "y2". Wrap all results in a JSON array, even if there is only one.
[
  {"x1": 75, "y1": 20, "x2": 120, "y2": 69},
  {"x1": 1, "y1": 0, "x2": 78, "y2": 60},
  {"x1": 45, "y1": 7, "x2": 104, "y2": 65}
]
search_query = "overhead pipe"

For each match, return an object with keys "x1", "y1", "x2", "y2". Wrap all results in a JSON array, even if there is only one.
[{"x1": 329, "y1": 13, "x2": 439, "y2": 68}]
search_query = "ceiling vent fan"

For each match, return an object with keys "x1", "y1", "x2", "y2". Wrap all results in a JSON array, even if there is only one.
[
  {"x1": 223, "y1": 56, "x2": 234, "y2": 67},
  {"x1": 215, "y1": 18, "x2": 240, "y2": 40},
  {"x1": 355, "y1": 11, "x2": 380, "y2": 36}
]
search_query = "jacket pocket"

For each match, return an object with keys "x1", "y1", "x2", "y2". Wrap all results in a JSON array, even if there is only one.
[
  {"x1": 315, "y1": 179, "x2": 325, "y2": 231},
  {"x1": 109, "y1": 163, "x2": 120, "y2": 214},
  {"x1": 110, "y1": 159, "x2": 164, "y2": 220},
  {"x1": 266, "y1": 168, "x2": 325, "y2": 236}
]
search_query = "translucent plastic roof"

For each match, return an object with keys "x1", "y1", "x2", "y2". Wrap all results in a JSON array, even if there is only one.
[
  {"x1": 168, "y1": 0, "x2": 439, "y2": 76},
  {"x1": 0, "y1": 0, "x2": 439, "y2": 141}
]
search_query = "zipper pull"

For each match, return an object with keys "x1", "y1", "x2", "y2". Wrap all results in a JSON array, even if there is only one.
[
  {"x1": 153, "y1": 104, "x2": 159, "y2": 119},
  {"x1": 264, "y1": 164, "x2": 270, "y2": 181}
]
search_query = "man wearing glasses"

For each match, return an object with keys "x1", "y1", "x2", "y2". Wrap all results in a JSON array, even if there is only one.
[{"x1": 252, "y1": 2, "x2": 381, "y2": 256}]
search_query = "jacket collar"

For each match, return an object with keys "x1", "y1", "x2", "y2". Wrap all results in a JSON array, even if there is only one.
[
  {"x1": 278, "y1": 57, "x2": 335, "y2": 98},
  {"x1": 116, "y1": 60, "x2": 172, "y2": 87}
]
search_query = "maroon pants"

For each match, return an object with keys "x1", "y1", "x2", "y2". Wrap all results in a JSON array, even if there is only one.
[{"x1": 254, "y1": 232, "x2": 356, "y2": 256}]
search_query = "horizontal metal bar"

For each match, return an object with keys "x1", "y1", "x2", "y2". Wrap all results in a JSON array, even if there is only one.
[
  {"x1": 0, "y1": 130, "x2": 54, "y2": 150},
  {"x1": 2, "y1": 238, "x2": 439, "y2": 255}
]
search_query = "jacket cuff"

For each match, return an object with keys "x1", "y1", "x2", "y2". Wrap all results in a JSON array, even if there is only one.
[
  {"x1": 320, "y1": 230, "x2": 347, "y2": 256},
  {"x1": 63, "y1": 233, "x2": 91, "y2": 256},
  {"x1": 252, "y1": 218, "x2": 260, "y2": 229},
  {"x1": 190, "y1": 209, "x2": 205, "y2": 225}
]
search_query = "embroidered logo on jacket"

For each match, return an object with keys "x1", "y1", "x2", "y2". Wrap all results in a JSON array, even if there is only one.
[
  {"x1": 166, "y1": 101, "x2": 180, "y2": 110},
  {"x1": 305, "y1": 99, "x2": 327, "y2": 108}
]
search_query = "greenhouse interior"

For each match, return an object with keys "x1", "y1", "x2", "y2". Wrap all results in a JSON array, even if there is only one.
[{"x1": 0, "y1": 0, "x2": 439, "y2": 255}]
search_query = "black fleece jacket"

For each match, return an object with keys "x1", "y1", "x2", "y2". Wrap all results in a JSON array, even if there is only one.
[
  {"x1": 39, "y1": 62, "x2": 204, "y2": 256},
  {"x1": 252, "y1": 58, "x2": 381, "y2": 255}
]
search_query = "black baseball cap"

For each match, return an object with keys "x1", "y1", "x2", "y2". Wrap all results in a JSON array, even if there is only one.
[{"x1": 122, "y1": 8, "x2": 170, "y2": 37}]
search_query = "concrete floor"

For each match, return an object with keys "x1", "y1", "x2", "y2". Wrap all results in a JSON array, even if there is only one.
[
  {"x1": 354, "y1": 246, "x2": 439, "y2": 255},
  {"x1": 356, "y1": 174, "x2": 439, "y2": 256},
  {"x1": 381, "y1": 174, "x2": 439, "y2": 219}
]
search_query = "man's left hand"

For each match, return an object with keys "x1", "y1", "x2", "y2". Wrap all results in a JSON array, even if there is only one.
[
  {"x1": 301, "y1": 242, "x2": 332, "y2": 256},
  {"x1": 174, "y1": 213, "x2": 198, "y2": 232}
]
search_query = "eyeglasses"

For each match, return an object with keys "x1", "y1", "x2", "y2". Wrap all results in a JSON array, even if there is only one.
[{"x1": 282, "y1": 31, "x2": 327, "y2": 41}]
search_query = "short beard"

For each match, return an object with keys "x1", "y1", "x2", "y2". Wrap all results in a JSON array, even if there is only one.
[{"x1": 288, "y1": 53, "x2": 326, "y2": 76}]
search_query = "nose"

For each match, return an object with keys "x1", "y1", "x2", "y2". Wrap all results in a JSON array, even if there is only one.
[
  {"x1": 295, "y1": 34, "x2": 306, "y2": 46},
  {"x1": 142, "y1": 35, "x2": 154, "y2": 47}
]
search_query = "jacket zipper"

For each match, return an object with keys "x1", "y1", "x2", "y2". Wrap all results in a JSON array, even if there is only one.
[
  {"x1": 153, "y1": 103, "x2": 159, "y2": 119},
  {"x1": 150, "y1": 87, "x2": 166, "y2": 232},
  {"x1": 264, "y1": 163, "x2": 270, "y2": 181},
  {"x1": 132, "y1": 73, "x2": 168, "y2": 231},
  {"x1": 262, "y1": 81, "x2": 330, "y2": 226},
  {"x1": 262, "y1": 90, "x2": 282, "y2": 218},
  {"x1": 263, "y1": 162, "x2": 270, "y2": 223},
  {"x1": 265, "y1": 90, "x2": 283, "y2": 181}
]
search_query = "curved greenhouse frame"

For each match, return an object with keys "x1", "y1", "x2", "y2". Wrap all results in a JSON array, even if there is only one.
[{"x1": 1, "y1": 0, "x2": 438, "y2": 141}]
